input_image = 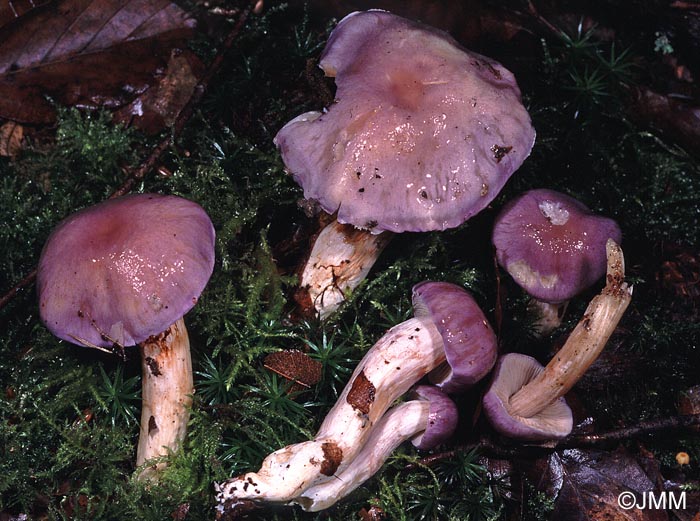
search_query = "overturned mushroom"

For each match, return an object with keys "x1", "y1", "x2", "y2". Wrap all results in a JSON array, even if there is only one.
[
  {"x1": 483, "y1": 239, "x2": 632, "y2": 441},
  {"x1": 215, "y1": 281, "x2": 496, "y2": 509},
  {"x1": 492, "y1": 188, "x2": 622, "y2": 335},
  {"x1": 482, "y1": 353, "x2": 573, "y2": 441},
  {"x1": 36, "y1": 194, "x2": 215, "y2": 478},
  {"x1": 290, "y1": 385, "x2": 458, "y2": 512},
  {"x1": 413, "y1": 281, "x2": 498, "y2": 394},
  {"x1": 276, "y1": 10, "x2": 536, "y2": 319}
]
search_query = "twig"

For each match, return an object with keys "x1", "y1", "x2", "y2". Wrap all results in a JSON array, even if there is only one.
[
  {"x1": 0, "y1": 1, "x2": 256, "y2": 311},
  {"x1": 413, "y1": 413, "x2": 700, "y2": 465},
  {"x1": 559, "y1": 413, "x2": 700, "y2": 448},
  {"x1": 110, "y1": 0, "x2": 256, "y2": 198},
  {"x1": 526, "y1": 1, "x2": 562, "y2": 37},
  {"x1": 0, "y1": 268, "x2": 37, "y2": 310}
]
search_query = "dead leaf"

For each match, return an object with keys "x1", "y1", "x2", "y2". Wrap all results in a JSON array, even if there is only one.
[
  {"x1": 532, "y1": 448, "x2": 669, "y2": 521},
  {"x1": 358, "y1": 505, "x2": 386, "y2": 520},
  {"x1": 0, "y1": 121, "x2": 23, "y2": 158},
  {"x1": 0, "y1": 0, "x2": 49, "y2": 30},
  {"x1": 114, "y1": 48, "x2": 204, "y2": 134},
  {"x1": 263, "y1": 350, "x2": 322, "y2": 392},
  {"x1": 171, "y1": 502, "x2": 190, "y2": 520},
  {"x1": 628, "y1": 87, "x2": 700, "y2": 156},
  {"x1": 0, "y1": 0, "x2": 196, "y2": 125},
  {"x1": 656, "y1": 245, "x2": 700, "y2": 309},
  {"x1": 679, "y1": 385, "x2": 700, "y2": 416}
]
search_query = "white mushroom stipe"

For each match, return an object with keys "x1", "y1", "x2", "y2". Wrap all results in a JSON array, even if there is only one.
[
  {"x1": 300, "y1": 219, "x2": 392, "y2": 319},
  {"x1": 136, "y1": 317, "x2": 194, "y2": 480},
  {"x1": 292, "y1": 400, "x2": 430, "y2": 512},
  {"x1": 527, "y1": 299, "x2": 569, "y2": 337},
  {"x1": 278, "y1": 9, "x2": 535, "y2": 321},
  {"x1": 508, "y1": 239, "x2": 633, "y2": 418},
  {"x1": 215, "y1": 317, "x2": 444, "y2": 504}
]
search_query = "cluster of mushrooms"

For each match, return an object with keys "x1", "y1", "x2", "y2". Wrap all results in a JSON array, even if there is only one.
[{"x1": 34, "y1": 9, "x2": 633, "y2": 516}]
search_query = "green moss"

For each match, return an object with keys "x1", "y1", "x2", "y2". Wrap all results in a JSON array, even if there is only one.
[{"x1": 1, "y1": 2, "x2": 699, "y2": 519}]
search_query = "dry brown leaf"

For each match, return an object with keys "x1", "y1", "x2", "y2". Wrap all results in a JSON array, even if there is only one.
[
  {"x1": 170, "y1": 502, "x2": 190, "y2": 521},
  {"x1": 358, "y1": 505, "x2": 386, "y2": 520},
  {"x1": 532, "y1": 448, "x2": 670, "y2": 521},
  {"x1": 0, "y1": 0, "x2": 196, "y2": 125},
  {"x1": 0, "y1": 0, "x2": 50, "y2": 30},
  {"x1": 263, "y1": 350, "x2": 322, "y2": 391},
  {"x1": 114, "y1": 49, "x2": 204, "y2": 134},
  {"x1": 0, "y1": 121, "x2": 23, "y2": 158},
  {"x1": 629, "y1": 87, "x2": 700, "y2": 156}
]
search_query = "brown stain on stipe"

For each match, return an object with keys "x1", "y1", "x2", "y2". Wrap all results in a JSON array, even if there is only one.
[
  {"x1": 145, "y1": 326, "x2": 172, "y2": 347},
  {"x1": 346, "y1": 370, "x2": 376, "y2": 414},
  {"x1": 145, "y1": 356, "x2": 161, "y2": 376},
  {"x1": 148, "y1": 415, "x2": 158, "y2": 435},
  {"x1": 320, "y1": 442, "x2": 343, "y2": 476},
  {"x1": 142, "y1": 325, "x2": 178, "y2": 361}
]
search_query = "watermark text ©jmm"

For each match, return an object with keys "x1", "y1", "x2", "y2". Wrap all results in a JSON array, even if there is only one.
[{"x1": 617, "y1": 491, "x2": 686, "y2": 510}]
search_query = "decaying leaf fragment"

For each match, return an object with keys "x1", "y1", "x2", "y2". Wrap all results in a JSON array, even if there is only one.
[
  {"x1": 0, "y1": 121, "x2": 23, "y2": 158},
  {"x1": 263, "y1": 350, "x2": 322, "y2": 391},
  {"x1": 0, "y1": 0, "x2": 49, "y2": 29},
  {"x1": 0, "y1": 0, "x2": 196, "y2": 126},
  {"x1": 532, "y1": 448, "x2": 669, "y2": 521},
  {"x1": 113, "y1": 49, "x2": 205, "y2": 134}
]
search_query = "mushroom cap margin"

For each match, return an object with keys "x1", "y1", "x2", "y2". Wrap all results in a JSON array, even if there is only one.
[{"x1": 37, "y1": 193, "x2": 215, "y2": 349}]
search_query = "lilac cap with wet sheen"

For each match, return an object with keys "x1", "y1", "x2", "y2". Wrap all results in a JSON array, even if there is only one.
[
  {"x1": 412, "y1": 281, "x2": 498, "y2": 394},
  {"x1": 492, "y1": 189, "x2": 622, "y2": 304},
  {"x1": 482, "y1": 353, "x2": 572, "y2": 441},
  {"x1": 410, "y1": 385, "x2": 458, "y2": 450},
  {"x1": 37, "y1": 193, "x2": 215, "y2": 349},
  {"x1": 274, "y1": 10, "x2": 536, "y2": 233}
]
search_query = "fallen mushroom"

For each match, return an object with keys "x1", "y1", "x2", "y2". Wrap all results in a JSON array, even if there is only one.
[
  {"x1": 289, "y1": 385, "x2": 458, "y2": 512},
  {"x1": 413, "y1": 281, "x2": 498, "y2": 394},
  {"x1": 36, "y1": 193, "x2": 215, "y2": 479},
  {"x1": 482, "y1": 353, "x2": 573, "y2": 441},
  {"x1": 215, "y1": 281, "x2": 496, "y2": 507},
  {"x1": 483, "y1": 239, "x2": 632, "y2": 441},
  {"x1": 276, "y1": 10, "x2": 536, "y2": 319},
  {"x1": 492, "y1": 188, "x2": 622, "y2": 335}
]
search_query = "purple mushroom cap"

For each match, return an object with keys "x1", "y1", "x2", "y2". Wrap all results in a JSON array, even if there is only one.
[
  {"x1": 492, "y1": 189, "x2": 622, "y2": 304},
  {"x1": 37, "y1": 193, "x2": 215, "y2": 349},
  {"x1": 274, "y1": 10, "x2": 536, "y2": 233},
  {"x1": 412, "y1": 281, "x2": 498, "y2": 394},
  {"x1": 410, "y1": 385, "x2": 458, "y2": 450},
  {"x1": 482, "y1": 353, "x2": 573, "y2": 441}
]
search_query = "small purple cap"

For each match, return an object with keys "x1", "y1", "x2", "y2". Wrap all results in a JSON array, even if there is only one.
[
  {"x1": 37, "y1": 194, "x2": 215, "y2": 349},
  {"x1": 410, "y1": 385, "x2": 458, "y2": 450},
  {"x1": 482, "y1": 353, "x2": 572, "y2": 441},
  {"x1": 274, "y1": 10, "x2": 535, "y2": 233},
  {"x1": 412, "y1": 281, "x2": 498, "y2": 394},
  {"x1": 493, "y1": 189, "x2": 622, "y2": 303}
]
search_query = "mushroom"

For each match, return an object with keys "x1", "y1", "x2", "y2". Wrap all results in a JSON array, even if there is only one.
[
  {"x1": 289, "y1": 385, "x2": 458, "y2": 512},
  {"x1": 483, "y1": 239, "x2": 632, "y2": 441},
  {"x1": 275, "y1": 10, "x2": 536, "y2": 319},
  {"x1": 413, "y1": 281, "x2": 498, "y2": 394},
  {"x1": 492, "y1": 188, "x2": 622, "y2": 335},
  {"x1": 482, "y1": 353, "x2": 573, "y2": 441},
  {"x1": 36, "y1": 193, "x2": 215, "y2": 478},
  {"x1": 215, "y1": 281, "x2": 496, "y2": 507}
]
